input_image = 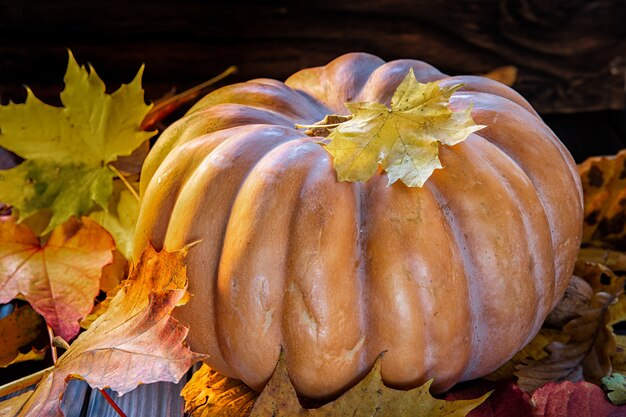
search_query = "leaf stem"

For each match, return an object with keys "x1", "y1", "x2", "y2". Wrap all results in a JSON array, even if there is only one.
[
  {"x1": 46, "y1": 324, "x2": 58, "y2": 365},
  {"x1": 295, "y1": 122, "x2": 343, "y2": 130},
  {"x1": 141, "y1": 65, "x2": 238, "y2": 131},
  {"x1": 99, "y1": 389, "x2": 129, "y2": 417},
  {"x1": 108, "y1": 164, "x2": 140, "y2": 203}
]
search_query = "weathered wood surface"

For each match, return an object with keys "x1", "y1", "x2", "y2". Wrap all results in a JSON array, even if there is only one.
[
  {"x1": 0, "y1": 376, "x2": 188, "y2": 417},
  {"x1": 1, "y1": 0, "x2": 624, "y2": 113}
]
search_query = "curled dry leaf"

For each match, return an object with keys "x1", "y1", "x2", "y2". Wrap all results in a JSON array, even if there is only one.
[
  {"x1": 0, "y1": 304, "x2": 45, "y2": 368},
  {"x1": 514, "y1": 262, "x2": 623, "y2": 392},
  {"x1": 11, "y1": 243, "x2": 205, "y2": 417},
  {"x1": 480, "y1": 66, "x2": 518, "y2": 87},
  {"x1": 0, "y1": 216, "x2": 114, "y2": 341},
  {"x1": 531, "y1": 380, "x2": 620, "y2": 417},
  {"x1": 182, "y1": 363, "x2": 258, "y2": 417},
  {"x1": 248, "y1": 353, "x2": 489, "y2": 417},
  {"x1": 578, "y1": 149, "x2": 626, "y2": 250}
]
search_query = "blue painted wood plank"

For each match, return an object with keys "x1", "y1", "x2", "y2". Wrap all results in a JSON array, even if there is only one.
[
  {"x1": 83, "y1": 377, "x2": 188, "y2": 417},
  {"x1": 60, "y1": 379, "x2": 90, "y2": 417}
]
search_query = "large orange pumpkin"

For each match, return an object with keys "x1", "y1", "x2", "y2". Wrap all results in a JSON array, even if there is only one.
[{"x1": 134, "y1": 53, "x2": 583, "y2": 398}]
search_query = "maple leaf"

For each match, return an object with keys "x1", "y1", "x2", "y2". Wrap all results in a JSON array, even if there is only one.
[
  {"x1": 445, "y1": 379, "x2": 533, "y2": 417},
  {"x1": 11, "y1": 243, "x2": 205, "y2": 417},
  {"x1": 0, "y1": 51, "x2": 155, "y2": 234},
  {"x1": 182, "y1": 363, "x2": 258, "y2": 417},
  {"x1": 0, "y1": 216, "x2": 114, "y2": 341},
  {"x1": 249, "y1": 353, "x2": 488, "y2": 417},
  {"x1": 0, "y1": 304, "x2": 45, "y2": 367},
  {"x1": 322, "y1": 68, "x2": 484, "y2": 187},
  {"x1": 531, "y1": 380, "x2": 621, "y2": 417}
]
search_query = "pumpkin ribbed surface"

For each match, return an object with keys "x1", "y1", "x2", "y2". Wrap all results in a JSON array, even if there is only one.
[{"x1": 134, "y1": 53, "x2": 583, "y2": 398}]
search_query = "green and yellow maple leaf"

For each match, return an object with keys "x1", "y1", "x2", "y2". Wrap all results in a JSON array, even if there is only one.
[
  {"x1": 0, "y1": 51, "x2": 155, "y2": 234},
  {"x1": 323, "y1": 69, "x2": 484, "y2": 187}
]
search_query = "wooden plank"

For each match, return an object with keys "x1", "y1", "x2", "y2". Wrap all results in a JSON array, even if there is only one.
[
  {"x1": 82, "y1": 377, "x2": 188, "y2": 417},
  {"x1": 0, "y1": 0, "x2": 623, "y2": 113},
  {"x1": 60, "y1": 379, "x2": 90, "y2": 417}
]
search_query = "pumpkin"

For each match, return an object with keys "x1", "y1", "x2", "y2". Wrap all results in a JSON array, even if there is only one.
[{"x1": 134, "y1": 53, "x2": 583, "y2": 399}]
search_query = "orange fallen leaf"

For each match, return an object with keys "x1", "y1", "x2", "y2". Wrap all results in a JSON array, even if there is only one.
[
  {"x1": 0, "y1": 304, "x2": 45, "y2": 367},
  {"x1": 182, "y1": 363, "x2": 257, "y2": 417},
  {"x1": 0, "y1": 217, "x2": 114, "y2": 341},
  {"x1": 12, "y1": 243, "x2": 205, "y2": 417}
]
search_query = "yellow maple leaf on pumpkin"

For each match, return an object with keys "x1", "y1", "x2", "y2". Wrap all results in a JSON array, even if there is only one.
[{"x1": 322, "y1": 69, "x2": 484, "y2": 187}]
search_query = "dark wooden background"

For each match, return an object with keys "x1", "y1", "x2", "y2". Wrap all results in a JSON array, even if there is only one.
[{"x1": 1, "y1": 0, "x2": 626, "y2": 162}]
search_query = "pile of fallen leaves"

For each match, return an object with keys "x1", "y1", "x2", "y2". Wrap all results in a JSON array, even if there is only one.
[{"x1": 2, "y1": 52, "x2": 626, "y2": 417}]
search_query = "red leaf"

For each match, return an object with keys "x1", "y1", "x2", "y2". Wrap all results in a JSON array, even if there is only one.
[
  {"x1": 446, "y1": 379, "x2": 533, "y2": 417},
  {"x1": 0, "y1": 217, "x2": 114, "y2": 341},
  {"x1": 531, "y1": 380, "x2": 621, "y2": 417}
]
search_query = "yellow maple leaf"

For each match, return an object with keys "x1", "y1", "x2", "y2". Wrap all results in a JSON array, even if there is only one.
[{"x1": 323, "y1": 69, "x2": 484, "y2": 187}]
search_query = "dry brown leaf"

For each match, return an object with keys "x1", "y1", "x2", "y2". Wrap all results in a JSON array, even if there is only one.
[
  {"x1": 0, "y1": 216, "x2": 115, "y2": 341},
  {"x1": 0, "y1": 304, "x2": 45, "y2": 367},
  {"x1": 99, "y1": 249, "x2": 128, "y2": 293},
  {"x1": 12, "y1": 243, "x2": 205, "y2": 417},
  {"x1": 247, "y1": 354, "x2": 489, "y2": 417},
  {"x1": 515, "y1": 263, "x2": 623, "y2": 392},
  {"x1": 182, "y1": 364, "x2": 258, "y2": 417},
  {"x1": 578, "y1": 248, "x2": 626, "y2": 274},
  {"x1": 480, "y1": 66, "x2": 518, "y2": 86},
  {"x1": 579, "y1": 149, "x2": 626, "y2": 250},
  {"x1": 485, "y1": 329, "x2": 570, "y2": 381},
  {"x1": 0, "y1": 391, "x2": 34, "y2": 417}
]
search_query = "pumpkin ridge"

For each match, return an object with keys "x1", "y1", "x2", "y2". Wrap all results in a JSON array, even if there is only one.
[
  {"x1": 441, "y1": 75, "x2": 539, "y2": 117},
  {"x1": 356, "y1": 59, "x2": 446, "y2": 104},
  {"x1": 421, "y1": 180, "x2": 476, "y2": 389},
  {"x1": 458, "y1": 94, "x2": 582, "y2": 299},
  {"x1": 465, "y1": 134, "x2": 555, "y2": 342},
  {"x1": 190, "y1": 78, "x2": 330, "y2": 121},
  {"x1": 160, "y1": 126, "x2": 302, "y2": 374},
  {"x1": 354, "y1": 179, "x2": 369, "y2": 381},
  {"x1": 137, "y1": 128, "x2": 238, "y2": 251},
  {"x1": 213, "y1": 137, "x2": 321, "y2": 390},
  {"x1": 281, "y1": 150, "x2": 364, "y2": 398},
  {"x1": 431, "y1": 142, "x2": 540, "y2": 382}
]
